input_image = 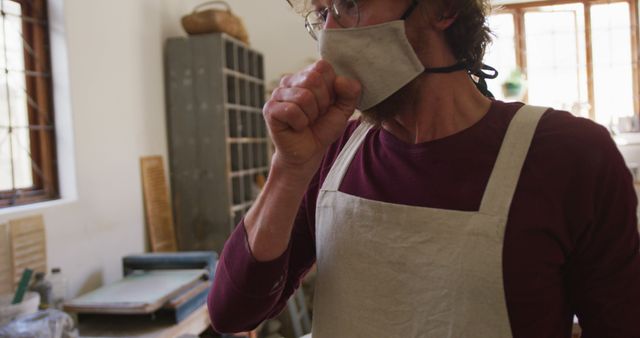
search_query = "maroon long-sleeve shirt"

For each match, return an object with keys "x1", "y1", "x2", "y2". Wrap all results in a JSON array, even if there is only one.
[{"x1": 208, "y1": 100, "x2": 640, "y2": 337}]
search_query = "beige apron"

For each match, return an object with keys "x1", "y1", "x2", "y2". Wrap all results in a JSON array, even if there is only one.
[{"x1": 312, "y1": 105, "x2": 548, "y2": 338}]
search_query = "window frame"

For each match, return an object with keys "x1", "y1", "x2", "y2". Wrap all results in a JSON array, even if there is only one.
[
  {"x1": 0, "y1": 0, "x2": 58, "y2": 208},
  {"x1": 494, "y1": 0, "x2": 640, "y2": 120}
]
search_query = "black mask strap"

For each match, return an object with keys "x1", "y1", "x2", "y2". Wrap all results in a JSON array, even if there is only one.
[
  {"x1": 471, "y1": 64, "x2": 498, "y2": 98},
  {"x1": 424, "y1": 62, "x2": 468, "y2": 74},
  {"x1": 424, "y1": 62, "x2": 499, "y2": 99},
  {"x1": 475, "y1": 64, "x2": 498, "y2": 79},
  {"x1": 401, "y1": 0, "x2": 420, "y2": 20}
]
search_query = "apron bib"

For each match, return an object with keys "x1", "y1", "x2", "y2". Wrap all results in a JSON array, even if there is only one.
[{"x1": 312, "y1": 105, "x2": 548, "y2": 338}]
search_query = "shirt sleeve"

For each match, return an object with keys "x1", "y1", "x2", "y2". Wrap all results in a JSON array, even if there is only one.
[
  {"x1": 208, "y1": 174, "x2": 319, "y2": 334},
  {"x1": 567, "y1": 130, "x2": 640, "y2": 337},
  {"x1": 207, "y1": 120, "x2": 359, "y2": 333}
]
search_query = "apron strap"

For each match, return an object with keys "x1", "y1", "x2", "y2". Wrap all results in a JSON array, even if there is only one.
[
  {"x1": 479, "y1": 105, "x2": 549, "y2": 218},
  {"x1": 321, "y1": 120, "x2": 373, "y2": 192}
]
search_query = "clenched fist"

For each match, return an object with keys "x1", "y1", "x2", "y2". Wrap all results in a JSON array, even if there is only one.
[{"x1": 264, "y1": 60, "x2": 361, "y2": 177}]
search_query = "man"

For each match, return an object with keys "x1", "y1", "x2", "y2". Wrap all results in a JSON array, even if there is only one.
[{"x1": 209, "y1": 0, "x2": 640, "y2": 337}]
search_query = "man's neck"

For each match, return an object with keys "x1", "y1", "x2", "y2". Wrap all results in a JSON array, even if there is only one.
[{"x1": 378, "y1": 70, "x2": 492, "y2": 145}]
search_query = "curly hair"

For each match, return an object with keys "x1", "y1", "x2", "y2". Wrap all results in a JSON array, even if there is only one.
[{"x1": 422, "y1": 0, "x2": 494, "y2": 74}]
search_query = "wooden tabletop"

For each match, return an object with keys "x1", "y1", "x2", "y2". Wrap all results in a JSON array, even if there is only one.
[{"x1": 78, "y1": 304, "x2": 210, "y2": 338}]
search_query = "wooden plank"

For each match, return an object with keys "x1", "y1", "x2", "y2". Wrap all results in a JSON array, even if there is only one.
[
  {"x1": 0, "y1": 223, "x2": 13, "y2": 295},
  {"x1": 33, "y1": 0, "x2": 57, "y2": 197},
  {"x1": 22, "y1": 0, "x2": 43, "y2": 191},
  {"x1": 9, "y1": 215, "x2": 46, "y2": 288},
  {"x1": 141, "y1": 156, "x2": 177, "y2": 252},
  {"x1": 156, "y1": 305, "x2": 211, "y2": 338},
  {"x1": 163, "y1": 280, "x2": 210, "y2": 309},
  {"x1": 64, "y1": 270, "x2": 206, "y2": 315}
]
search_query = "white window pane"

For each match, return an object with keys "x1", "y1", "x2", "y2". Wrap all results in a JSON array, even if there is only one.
[
  {"x1": 485, "y1": 13, "x2": 518, "y2": 101},
  {"x1": 0, "y1": 0, "x2": 23, "y2": 71},
  {"x1": 8, "y1": 71, "x2": 28, "y2": 127},
  {"x1": 0, "y1": 0, "x2": 33, "y2": 191},
  {"x1": 5, "y1": 14, "x2": 24, "y2": 71},
  {"x1": 0, "y1": 80, "x2": 7, "y2": 127},
  {"x1": 591, "y1": 2, "x2": 634, "y2": 126},
  {"x1": 0, "y1": 1, "x2": 21, "y2": 18},
  {"x1": 0, "y1": 129, "x2": 10, "y2": 191},
  {"x1": 524, "y1": 4, "x2": 589, "y2": 117},
  {"x1": 11, "y1": 127, "x2": 32, "y2": 189}
]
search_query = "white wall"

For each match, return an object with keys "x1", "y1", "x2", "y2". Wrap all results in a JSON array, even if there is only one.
[{"x1": 0, "y1": 0, "x2": 317, "y2": 297}]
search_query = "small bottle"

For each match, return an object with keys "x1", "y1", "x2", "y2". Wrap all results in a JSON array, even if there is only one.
[
  {"x1": 29, "y1": 272, "x2": 52, "y2": 309},
  {"x1": 49, "y1": 267, "x2": 67, "y2": 310}
]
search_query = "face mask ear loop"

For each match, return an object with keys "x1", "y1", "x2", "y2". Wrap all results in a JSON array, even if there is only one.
[
  {"x1": 471, "y1": 64, "x2": 499, "y2": 99},
  {"x1": 424, "y1": 62, "x2": 467, "y2": 74},
  {"x1": 424, "y1": 62, "x2": 498, "y2": 99},
  {"x1": 475, "y1": 64, "x2": 499, "y2": 80},
  {"x1": 401, "y1": 0, "x2": 420, "y2": 20},
  {"x1": 474, "y1": 76, "x2": 495, "y2": 99}
]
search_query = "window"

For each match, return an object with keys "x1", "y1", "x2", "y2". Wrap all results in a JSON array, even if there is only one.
[
  {"x1": 0, "y1": 0, "x2": 58, "y2": 207},
  {"x1": 487, "y1": 0, "x2": 639, "y2": 126}
]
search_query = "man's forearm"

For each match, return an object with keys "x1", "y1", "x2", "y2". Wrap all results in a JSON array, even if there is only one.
[{"x1": 244, "y1": 157, "x2": 316, "y2": 262}]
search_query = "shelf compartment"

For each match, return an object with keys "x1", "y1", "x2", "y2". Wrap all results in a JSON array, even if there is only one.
[
  {"x1": 257, "y1": 113, "x2": 266, "y2": 138},
  {"x1": 231, "y1": 143, "x2": 241, "y2": 171},
  {"x1": 228, "y1": 109, "x2": 239, "y2": 138},
  {"x1": 239, "y1": 79, "x2": 249, "y2": 106},
  {"x1": 258, "y1": 84, "x2": 266, "y2": 108},
  {"x1": 239, "y1": 111, "x2": 251, "y2": 138},
  {"x1": 237, "y1": 45, "x2": 247, "y2": 74},
  {"x1": 249, "y1": 82, "x2": 257, "y2": 108},
  {"x1": 252, "y1": 143, "x2": 261, "y2": 168},
  {"x1": 232, "y1": 176, "x2": 243, "y2": 205},
  {"x1": 261, "y1": 145, "x2": 269, "y2": 167},
  {"x1": 242, "y1": 143, "x2": 253, "y2": 170},
  {"x1": 248, "y1": 51, "x2": 256, "y2": 77},
  {"x1": 257, "y1": 54, "x2": 264, "y2": 79},
  {"x1": 251, "y1": 113, "x2": 260, "y2": 138},
  {"x1": 226, "y1": 75, "x2": 237, "y2": 104},
  {"x1": 243, "y1": 174, "x2": 254, "y2": 203},
  {"x1": 225, "y1": 40, "x2": 235, "y2": 70}
]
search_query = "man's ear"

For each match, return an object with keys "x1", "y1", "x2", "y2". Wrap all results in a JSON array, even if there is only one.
[
  {"x1": 431, "y1": 3, "x2": 458, "y2": 31},
  {"x1": 432, "y1": 8, "x2": 458, "y2": 31}
]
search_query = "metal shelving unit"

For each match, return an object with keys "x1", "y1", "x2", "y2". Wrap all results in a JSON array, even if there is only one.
[{"x1": 165, "y1": 33, "x2": 269, "y2": 252}]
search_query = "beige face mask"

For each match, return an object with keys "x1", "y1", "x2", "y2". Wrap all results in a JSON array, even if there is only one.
[{"x1": 319, "y1": 20, "x2": 425, "y2": 111}]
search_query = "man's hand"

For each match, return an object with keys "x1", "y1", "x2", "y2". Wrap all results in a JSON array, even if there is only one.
[{"x1": 264, "y1": 60, "x2": 361, "y2": 179}]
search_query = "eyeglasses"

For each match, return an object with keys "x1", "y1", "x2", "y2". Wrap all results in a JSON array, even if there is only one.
[{"x1": 303, "y1": 0, "x2": 360, "y2": 40}]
